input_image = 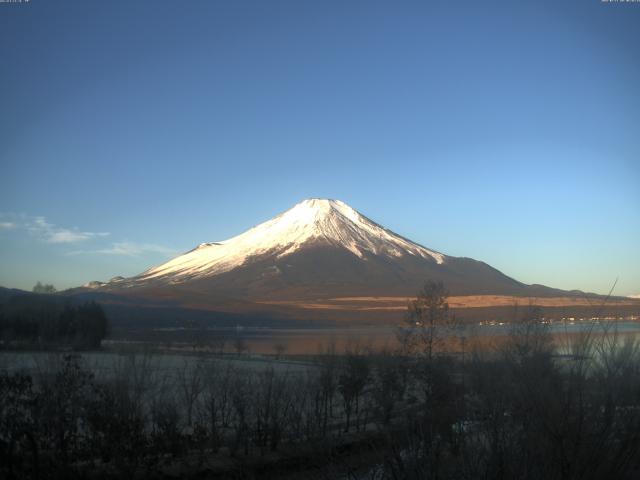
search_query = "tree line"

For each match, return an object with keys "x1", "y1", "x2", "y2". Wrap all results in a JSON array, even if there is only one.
[{"x1": 0, "y1": 293, "x2": 108, "y2": 349}]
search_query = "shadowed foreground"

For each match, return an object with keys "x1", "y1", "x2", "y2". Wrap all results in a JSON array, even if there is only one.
[{"x1": 2, "y1": 307, "x2": 640, "y2": 479}]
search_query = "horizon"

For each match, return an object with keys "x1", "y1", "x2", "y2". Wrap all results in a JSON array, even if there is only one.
[{"x1": 1, "y1": 0, "x2": 639, "y2": 296}]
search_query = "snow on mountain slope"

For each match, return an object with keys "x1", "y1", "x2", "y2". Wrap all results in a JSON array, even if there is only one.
[{"x1": 136, "y1": 199, "x2": 445, "y2": 284}]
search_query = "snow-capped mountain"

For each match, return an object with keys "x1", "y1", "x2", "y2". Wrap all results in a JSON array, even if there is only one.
[
  {"x1": 91, "y1": 198, "x2": 549, "y2": 304},
  {"x1": 137, "y1": 199, "x2": 445, "y2": 284},
  {"x1": 73, "y1": 199, "x2": 638, "y2": 324}
]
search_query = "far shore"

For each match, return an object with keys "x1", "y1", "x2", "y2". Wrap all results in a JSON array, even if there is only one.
[{"x1": 257, "y1": 294, "x2": 640, "y2": 311}]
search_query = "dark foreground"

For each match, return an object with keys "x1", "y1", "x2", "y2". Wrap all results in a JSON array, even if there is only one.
[{"x1": 2, "y1": 317, "x2": 640, "y2": 479}]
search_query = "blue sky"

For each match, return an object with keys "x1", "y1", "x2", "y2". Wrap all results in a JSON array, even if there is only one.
[{"x1": 1, "y1": 0, "x2": 638, "y2": 295}]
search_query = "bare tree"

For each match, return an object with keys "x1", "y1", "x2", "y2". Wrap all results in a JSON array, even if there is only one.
[
  {"x1": 86, "y1": 378, "x2": 147, "y2": 477},
  {"x1": 503, "y1": 303, "x2": 553, "y2": 364},
  {"x1": 400, "y1": 280, "x2": 458, "y2": 360},
  {"x1": 338, "y1": 351, "x2": 370, "y2": 432},
  {"x1": 370, "y1": 351, "x2": 406, "y2": 426},
  {"x1": 233, "y1": 335, "x2": 246, "y2": 356},
  {"x1": 317, "y1": 344, "x2": 338, "y2": 437},
  {"x1": 177, "y1": 358, "x2": 204, "y2": 427},
  {"x1": 210, "y1": 334, "x2": 227, "y2": 355},
  {"x1": 230, "y1": 373, "x2": 251, "y2": 456},
  {"x1": 274, "y1": 342, "x2": 287, "y2": 360},
  {"x1": 196, "y1": 361, "x2": 235, "y2": 454}
]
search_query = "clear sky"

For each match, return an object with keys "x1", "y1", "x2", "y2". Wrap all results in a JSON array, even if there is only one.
[{"x1": 1, "y1": 0, "x2": 638, "y2": 296}]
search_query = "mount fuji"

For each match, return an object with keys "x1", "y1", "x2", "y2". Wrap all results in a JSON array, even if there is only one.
[{"x1": 80, "y1": 198, "x2": 577, "y2": 318}]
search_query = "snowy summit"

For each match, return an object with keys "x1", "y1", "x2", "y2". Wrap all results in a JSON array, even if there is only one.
[{"x1": 136, "y1": 198, "x2": 445, "y2": 284}]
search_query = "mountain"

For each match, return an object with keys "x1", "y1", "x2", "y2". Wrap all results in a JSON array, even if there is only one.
[
  {"x1": 90, "y1": 199, "x2": 569, "y2": 302},
  {"x1": 71, "y1": 198, "x2": 640, "y2": 325},
  {"x1": 139, "y1": 198, "x2": 447, "y2": 284},
  {"x1": 0, "y1": 286, "x2": 30, "y2": 302}
]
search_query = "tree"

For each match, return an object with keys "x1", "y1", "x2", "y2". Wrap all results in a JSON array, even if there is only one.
[
  {"x1": 338, "y1": 352, "x2": 370, "y2": 432},
  {"x1": 233, "y1": 335, "x2": 246, "y2": 356},
  {"x1": 400, "y1": 280, "x2": 457, "y2": 359},
  {"x1": 201, "y1": 362, "x2": 234, "y2": 453},
  {"x1": 503, "y1": 303, "x2": 552, "y2": 365},
  {"x1": 317, "y1": 344, "x2": 338, "y2": 436},
  {"x1": 0, "y1": 372, "x2": 39, "y2": 480},
  {"x1": 76, "y1": 301, "x2": 109, "y2": 348},
  {"x1": 0, "y1": 297, "x2": 108, "y2": 348},
  {"x1": 86, "y1": 380, "x2": 147, "y2": 477},
  {"x1": 32, "y1": 282, "x2": 57, "y2": 294},
  {"x1": 371, "y1": 352, "x2": 406, "y2": 425},
  {"x1": 37, "y1": 355, "x2": 95, "y2": 472},
  {"x1": 177, "y1": 359, "x2": 204, "y2": 427},
  {"x1": 274, "y1": 342, "x2": 287, "y2": 360}
]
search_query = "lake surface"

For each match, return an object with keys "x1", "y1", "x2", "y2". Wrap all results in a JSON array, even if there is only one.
[
  {"x1": 109, "y1": 319, "x2": 640, "y2": 355},
  {"x1": 2, "y1": 320, "x2": 638, "y2": 368}
]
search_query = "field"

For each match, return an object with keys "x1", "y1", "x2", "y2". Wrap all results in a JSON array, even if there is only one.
[{"x1": 259, "y1": 294, "x2": 640, "y2": 311}]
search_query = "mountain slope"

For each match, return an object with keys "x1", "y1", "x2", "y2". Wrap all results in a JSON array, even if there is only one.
[
  {"x1": 136, "y1": 199, "x2": 445, "y2": 284},
  {"x1": 93, "y1": 198, "x2": 554, "y2": 301}
]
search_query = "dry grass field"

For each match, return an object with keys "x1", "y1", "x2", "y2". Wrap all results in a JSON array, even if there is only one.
[{"x1": 257, "y1": 295, "x2": 640, "y2": 311}]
